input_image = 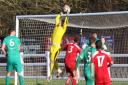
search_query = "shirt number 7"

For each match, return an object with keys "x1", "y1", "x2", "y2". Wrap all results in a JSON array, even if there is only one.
[{"x1": 97, "y1": 56, "x2": 105, "y2": 67}]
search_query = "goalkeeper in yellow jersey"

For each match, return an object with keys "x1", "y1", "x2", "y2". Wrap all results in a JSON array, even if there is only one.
[{"x1": 49, "y1": 12, "x2": 68, "y2": 79}]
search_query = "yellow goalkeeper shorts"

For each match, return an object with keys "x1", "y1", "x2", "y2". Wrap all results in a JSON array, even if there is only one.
[{"x1": 50, "y1": 44, "x2": 61, "y2": 61}]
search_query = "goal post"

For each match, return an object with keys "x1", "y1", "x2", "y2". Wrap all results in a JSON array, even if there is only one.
[
  {"x1": 14, "y1": 15, "x2": 20, "y2": 85},
  {"x1": 14, "y1": 11, "x2": 128, "y2": 84}
]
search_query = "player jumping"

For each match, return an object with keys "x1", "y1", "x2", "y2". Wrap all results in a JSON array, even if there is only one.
[
  {"x1": 64, "y1": 37, "x2": 81, "y2": 85},
  {"x1": 91, "y1": 40, "x2": 113, "y2": 85},
  {"x1": 49, "y1": 5, "x2": 70, "y2": 79},
  {"x1": 2, "y1": 28, "x2": 24, "y2": 85}
]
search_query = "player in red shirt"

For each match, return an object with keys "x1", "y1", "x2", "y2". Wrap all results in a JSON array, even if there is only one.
[
  {"x1": 64, "y1": 37, "x2": 81, "y2": 85},
  {"x1": 91, "y1": 40, "x2": 113, "y2": 85}
]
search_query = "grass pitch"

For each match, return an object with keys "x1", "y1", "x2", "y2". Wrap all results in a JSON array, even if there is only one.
[{"x1": 0, "y1": 78, "x2": 128, "y2": 85}]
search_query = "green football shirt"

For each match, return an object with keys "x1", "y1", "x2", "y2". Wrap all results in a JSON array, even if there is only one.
[
  {"x1": 76, "y1": 46, "x2": 96, "y2": 70},
  {"x1": 3, "y1": 35, "x2": 21, "y2": 61}
]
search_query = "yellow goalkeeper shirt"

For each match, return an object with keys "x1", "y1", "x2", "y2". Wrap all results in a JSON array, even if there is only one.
[{"x1": 51, "y1": 14, "x2": 68, "y2": 45}]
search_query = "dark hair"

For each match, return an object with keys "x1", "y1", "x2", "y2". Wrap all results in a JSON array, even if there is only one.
[
  {"x1": 74, "y1": 37, "x2": 78, "y2": 43},
  {"x1": 95, "y1": 40, "x2": 102, "y2": 49},
  {"x1": 8, "y1": 28, "x2": 15, "y2": 34},
  {"x1": 74, "y1": 36, "x2": 80, "y2": 43}
]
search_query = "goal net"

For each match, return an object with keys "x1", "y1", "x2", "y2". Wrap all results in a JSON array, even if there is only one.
[{"x1": 1, "y1": 11, "x2": 128, "y2": 85}]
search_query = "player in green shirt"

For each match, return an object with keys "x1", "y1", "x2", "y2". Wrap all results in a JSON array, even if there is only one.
[
  {"x1": 2, "y1": 28, "x2": 24, "y2": 85},
  {"x1": 86, "y1": 33, "x2": 99, "y2": 46},
  {"x1": 101, "y1": 37, "x2": 110, "y2": 53},
  {"x1": 75, "y1": 36, "x2": 96, "y2": 85}
]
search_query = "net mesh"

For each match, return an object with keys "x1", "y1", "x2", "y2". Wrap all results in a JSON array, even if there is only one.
[
  {"x1": 0, "y1": 11, "x2": 128, "y2": 85},
  {"x1": 17, "y1": 12, "x2": 128, "y2": 84},
  {"x1": 16, "y1": 12, "x2": 128, "y2": 84},
  {"x1": 27, "y1": 11, "x2": 128, "y2": 29}
]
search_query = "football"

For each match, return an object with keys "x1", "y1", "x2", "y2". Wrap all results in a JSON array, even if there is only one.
[{"x1": 63, "y1": 4, "x2": 71, "y2": 14}]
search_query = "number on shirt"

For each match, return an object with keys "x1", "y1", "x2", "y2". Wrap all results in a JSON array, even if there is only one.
[
  {"x1": 68, "y1": 46, "x2": 74, "y2": 53},
  {"x1": 97, "y1": 56, "x2": 105, "y2": 67},
  {"x1": 87, "y1": 52, "x2": 91, "y2": 62},
  {"x1": 9, "y1": 39, "x2": 15, "y2": 46}
]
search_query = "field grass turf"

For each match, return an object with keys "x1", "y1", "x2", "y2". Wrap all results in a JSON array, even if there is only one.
[{"x1": 0, "y1": 78, "x2": 128, "y2": 85}]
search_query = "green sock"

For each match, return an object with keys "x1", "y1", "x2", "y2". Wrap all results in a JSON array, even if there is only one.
[
  {"x1": 18, "y1": 75, "x2": 24, "y2": 85},
  {"x1": 5, "y1": 76, "x2": 11, "y2": 85},
  {"x1": 86, "y1": 79, "x2": 94, "y2": 85}
]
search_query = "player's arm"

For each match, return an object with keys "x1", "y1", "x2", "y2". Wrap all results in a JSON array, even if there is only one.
[
  {"x1": 107, "y1": 59, "x2": 113, "y2": 67},
  {"x1": 1, "y1": 44, "x2": 6, "y2": 56},
  {"x1": 63, "y1": 16, "x2": 68, "y2": 32},
  {"x1": 107, "y1": 54, "x2": 113, "y2": 67},
  {"x1": 75, "y1": 49, "x2": 85, "y2": 70},
  {"x1": 55, "y1": 14, "x2": 61, "y2": 26},
  {"x1": 90, "y1": 56, "x2": 95, "y2": 79},
  {"x1": 108, "y1": 62, "x2": 113, "y2": 67},
  {"x1": 90, "y1": 62, "x2": 94, "y2": 79},
  {"x1": 51, "y1": 14, "x2": 61, "y2": 41},
  {"x1": 102, "y1": 43, "x2": 107, "y2": 50},
  {"x1": 18, "y1": 38, "x2": 21, "y2": 52},
  {"x1": 18, "y1": 45, "x2": 21, "y2": 51},
  {"x1": 63, "y1": 43, "x2": 68, "y2": 50},
  {"x1": 1, "y1": 38, "x2": 7, "y2": 56}
]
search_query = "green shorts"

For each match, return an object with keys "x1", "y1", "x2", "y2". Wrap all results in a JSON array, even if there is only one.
[
  {"x1": 84, "y1": 64, "x2": 94, "y2": 79},
  {"x1": 6, "y1": 61, "x2": 23, "y2": 73}
]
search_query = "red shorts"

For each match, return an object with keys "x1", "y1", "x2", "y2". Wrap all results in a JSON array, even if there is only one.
[{"x1": 65, "y1": 62, "x2": 75, "y2": 77}]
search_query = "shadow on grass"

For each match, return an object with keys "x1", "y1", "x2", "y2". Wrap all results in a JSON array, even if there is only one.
[{"x1": 37, "y1": 83, "x2": 42, "y2": 85}]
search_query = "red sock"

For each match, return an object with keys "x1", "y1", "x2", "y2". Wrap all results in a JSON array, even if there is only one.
[
  {"x1": 69, "y1": 76, "x2": 76, "y2": 85},
  {"x1": 72, "y1": 78, "x2": 76, "y2": 85}
]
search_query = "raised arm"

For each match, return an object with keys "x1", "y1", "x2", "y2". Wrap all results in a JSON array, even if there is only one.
[
  {"x1": 63, "y1": 16, "x2": 68, "y2": 32},
  {"x1": 55, "y1": 14, "x2": 61, "y2": 26}
]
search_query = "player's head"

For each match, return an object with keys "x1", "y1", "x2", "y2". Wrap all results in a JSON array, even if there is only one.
[
  {"x1": 68, "y1": 37, "x2": 75, "y2": 42},
  {"x1": 101, "y1": 37, "x2": 106, "y2": 44},
  {"x1": 8, "y1": 28, "x2": 16, "y2": 35},
  {"x1": 95, "y1": 40, "x2": 102, "y2": 49},
  {"x1": 91, "y1": 32, "x2": 97, "y2": 38},
  {"x1": 89, "y1": 35, "x2": 96, "y2": 48},
  {"x1": 63, "y1": 4, "x2": 71, "y2": 14},
  {"x1": 89, "y1": 35, "x2": 96, "y2": 44},
  {"x1": 74, "y1": 36, "x2": 79, "y2": 43}
]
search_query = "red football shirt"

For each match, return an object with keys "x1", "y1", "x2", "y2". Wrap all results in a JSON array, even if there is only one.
[
  {"x1": 92, "y1": 49, "x2": 113, "y2": 83},
  {"x1": 64, "y1": 42, "x2": 81, "y2": 64}
]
